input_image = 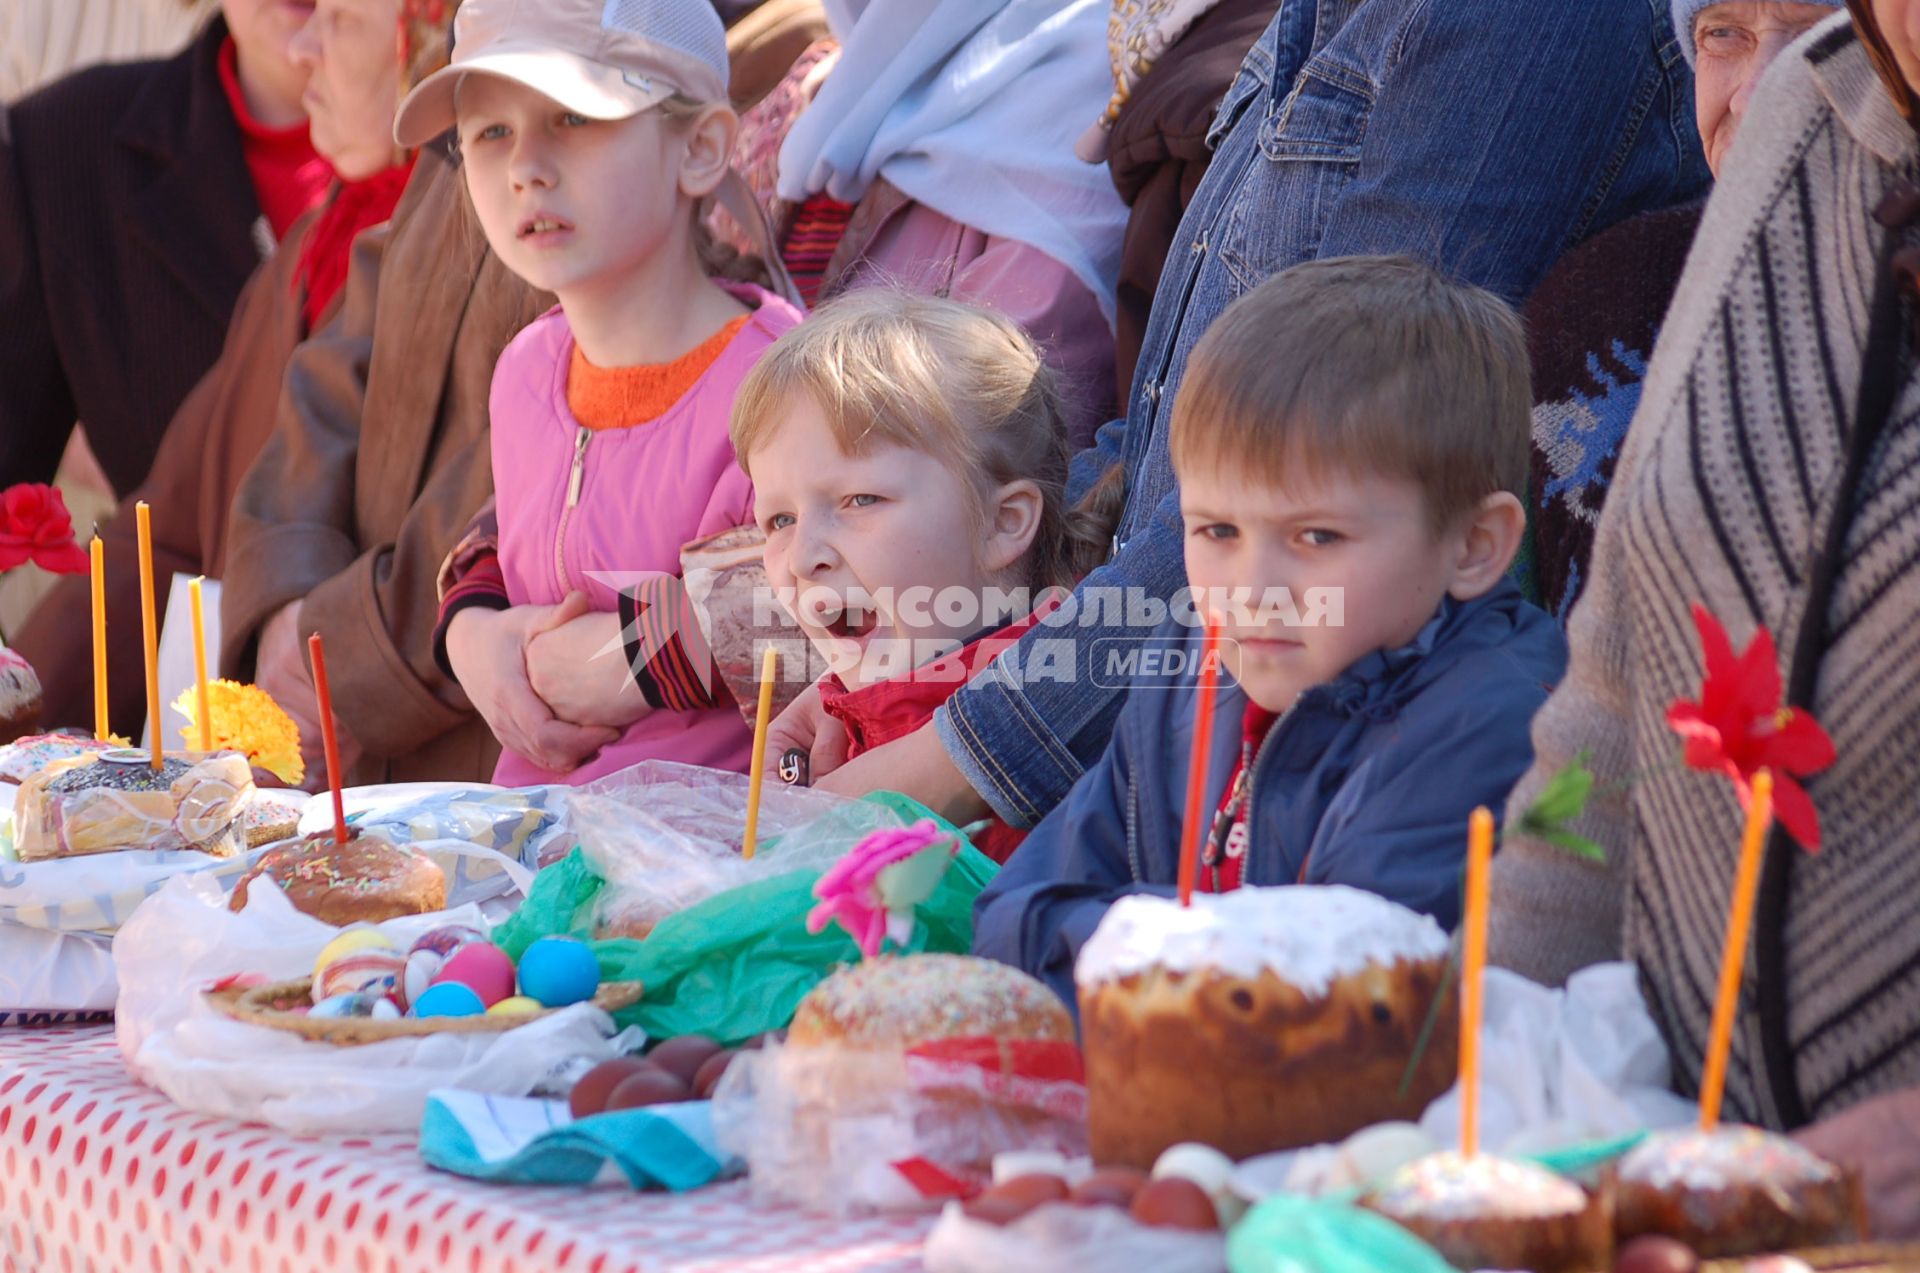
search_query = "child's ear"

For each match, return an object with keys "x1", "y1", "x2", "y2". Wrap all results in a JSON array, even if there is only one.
[
  {"x1": 1446, "y1": 491, "x2": 1525, "y2": 601},
  {"x1": 678, "y1": 104, "x2": 738, "y2": 200},
  {"x1": 981, "y1": 479, "x2": 1045, "y2": 576}
]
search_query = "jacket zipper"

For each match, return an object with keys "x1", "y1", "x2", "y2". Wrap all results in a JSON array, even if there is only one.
[
  {"x1": 1237, "y1": 699, "x2": 1298, "y2": 885},
  {"x1": 1125, "y1": 755, "x2": 1144, "y2": 884},
  {"x1": 554, "y1": 425, "x2": 590, "y2": 596}
]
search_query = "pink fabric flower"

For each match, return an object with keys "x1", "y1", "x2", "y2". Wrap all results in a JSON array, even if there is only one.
[
  {"x1": 0, "y1": 483, "x2": 89, "y2": 575},
  {"x1": 806, "y1": 820, "x2": 958, "y2": 958}
]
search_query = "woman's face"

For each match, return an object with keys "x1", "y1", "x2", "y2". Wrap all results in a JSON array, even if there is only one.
[
  {"x1": 222, "y1": 0, "x2": 319, "y2": 90},
  {"x1": 1871, "y1": 0, "x2": 1920, "y2": 96},
  {"x1": 287, "y1": 0, "x2": 404, "y2": 179},
  {"x1": 1694, "y1": 3, "x2": 1839, "y2": 177}
]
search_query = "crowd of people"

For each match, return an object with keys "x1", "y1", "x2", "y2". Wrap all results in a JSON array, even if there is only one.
[{"x1": 4, "y1": 0, "x2": 1918, "y2": 1237}]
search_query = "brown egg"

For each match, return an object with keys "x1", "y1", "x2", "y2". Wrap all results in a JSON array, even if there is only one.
[
  {"x1": 691, "y1": 1048, "x2": 739, "y2": 1100},
  {"x1": 1069, "y1": 1166, "x2": 1149, "y2": 1209},
  {"x1": 648, "y1": 1035, "x2": 723, "y2": 1084},
  {"x1": 1128, "y1": 1177, "x2": 1220, "y2": 1231},
  {"x1": 1614, "y1": 1235, "x2": 1699, "y2": 1273},
  {"x1": 604, "y1": 1067, "x2": 692, "y2": 1110},
  {"x1": 960, "y1": 1174, "x2": 1070, "y2": 1226},
  {"x1": 568, "y1": 1057, "x2": 650, "y2": 1118}
]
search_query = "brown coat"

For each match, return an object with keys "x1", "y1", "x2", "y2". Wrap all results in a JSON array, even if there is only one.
[
  {"x1": 221, "y1": 148, "x2": 550, "y2": 785},
  {"x1": 13, "y1": 200, "x2": 330, "y2": 737}
]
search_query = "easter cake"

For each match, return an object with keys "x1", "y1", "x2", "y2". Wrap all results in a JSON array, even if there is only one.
[
  {"x1": 1075, "y1": 886, "x2": 1458, "y2": 1169},
  {"x1": 230, "y1": 832, "x2": 446, "y2": 925},
  {"x1": 1614, "y1": 1125, "x2": 1861, "y2": 1257},
  {"x1": 1362, "y1": 1150, "x2": 1611, "y2": 1273},
  {"x1": 13, "y1": 749, "x2": 253, "y2": 860}
]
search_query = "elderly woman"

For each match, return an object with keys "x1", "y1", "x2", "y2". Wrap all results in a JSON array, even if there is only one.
[
  {"x1": 1525, "y1": 0, "x2": 1845, "y2": 618},
  {"x1": 1492, "y1": 0, "x2": 1920, "y2": 1237},
  {"x1": 10, "y1": 0, "x2": 451, "y2": 746}
]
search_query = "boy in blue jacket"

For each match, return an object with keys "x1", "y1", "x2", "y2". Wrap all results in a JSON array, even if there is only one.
[{"x1": 973, "y1": 256, "x2": 1568, "y2": 1008}]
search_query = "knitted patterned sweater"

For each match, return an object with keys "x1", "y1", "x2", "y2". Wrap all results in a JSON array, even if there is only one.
[
  {"x1": 1489, "y1": 14, "x2": 1920, "y2": 1131},
  {"x1": 1525, "y1": 200, "x2": 1705, "y2": 621}
]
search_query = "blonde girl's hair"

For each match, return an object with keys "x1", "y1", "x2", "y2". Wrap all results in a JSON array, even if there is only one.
[{"x1": 730, "y1": 290, "x2": 1119, "y2": 591}]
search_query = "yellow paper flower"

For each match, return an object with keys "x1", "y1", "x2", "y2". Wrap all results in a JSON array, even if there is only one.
[{"x1": 171, "y1": 680, "x2": 304, "y2": 785}]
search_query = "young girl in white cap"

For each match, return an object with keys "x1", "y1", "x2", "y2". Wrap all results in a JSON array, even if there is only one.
[{"x1": 395, "y1": 0, "x2": 805, "y2": 785}]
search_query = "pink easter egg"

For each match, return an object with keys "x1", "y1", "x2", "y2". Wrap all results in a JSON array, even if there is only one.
[
  {"x1": 409, "y1": 924, "x2": 486, "y2": 961},
  {"x1": 431, "y1": 941, "x2": 516, "y2": 1008}
]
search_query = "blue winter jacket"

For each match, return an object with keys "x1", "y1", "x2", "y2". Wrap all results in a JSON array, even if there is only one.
[{"x1": 972, "y1": 581, "x2": 1568, "y2": 1009}]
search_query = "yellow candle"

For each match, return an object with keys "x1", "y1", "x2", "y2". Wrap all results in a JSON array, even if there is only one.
[
  {"x1": 742, "y1": 645, "x2": 780, "y2": 860},
  {"x1": 189, "y1": 577, "x2": 211, "y2": 752},
  {"x1": 1699, "y1": 770, "x2": 1775, "y2": 1131},
  {"x1": 90, "y1": 536, "x2": 108, "y2": 742},
  {"x1": 135, "y1": 502, "x2": 161, "y2": 769},
  {"x1": 1460, "y1": 806, "x2": 1494, "y2": 1158}
]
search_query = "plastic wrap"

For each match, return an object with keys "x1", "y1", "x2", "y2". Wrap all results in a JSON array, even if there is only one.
[
  {"x1": 14, "y1": 751, "x2": 252, "y2": 860},
  {"x1": 924, "y1": 1201, "x2": 1227, "y2": 1273},
  {"x1": 712, "y1": 1035, "x2": 1088, "y2": 1216},
  {"x1": 114, "y1": 870, "x2": 619, "y2": 1134},
  {"x1": 561, "y1": 761, "x2": 910, "y2": 937}
]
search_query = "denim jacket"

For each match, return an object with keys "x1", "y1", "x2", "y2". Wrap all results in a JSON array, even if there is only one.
[
  {"x1": 972, "y1": 582, "x2": 1569, "y2": 1008},
  {"x1": 935, "y1": 0, "x2": 1710, "y2": 826}
]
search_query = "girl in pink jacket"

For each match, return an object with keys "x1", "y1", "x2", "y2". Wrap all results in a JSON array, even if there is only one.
[{"x1": 393, "y1": 0, "x2": 802, "y2": 785}]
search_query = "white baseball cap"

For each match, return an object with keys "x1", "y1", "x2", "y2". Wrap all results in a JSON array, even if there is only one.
[{"x1": 393, "y1": 0, "x2": 730, "y2": 148}]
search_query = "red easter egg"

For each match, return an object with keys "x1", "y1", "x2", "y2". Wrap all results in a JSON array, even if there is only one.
[
  {"x1": 568, "y1": 1058, "x2": 651, "y2": 1119},
  {"x1": 604, "y1": 1069, "x2": 692, "y2": 1110},
  {"x1": 431, "y1": 942, "x2": 516, "y2": 1008},
  {"x1": 691, "y1": 1049, "x2": 738, "y2": 1100},
  {"x1": 1129, "y1": 1177, "x2": 1219, "y2": 1231},
  {"x1": 648, "y1": 1036, "x2": 722, "y2": 1085},
  {"x1": 1070, "y1": 1167, "x2": 1149, "y2": 1209}
]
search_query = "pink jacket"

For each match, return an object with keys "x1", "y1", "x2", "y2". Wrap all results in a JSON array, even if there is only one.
[{"x1": 490, "y1": 282, "x2": 804, "y2": 786}]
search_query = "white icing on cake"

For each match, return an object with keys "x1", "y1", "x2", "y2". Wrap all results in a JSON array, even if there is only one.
[
  {"x1": 1373, "y1": 1151, "x2": 1587, "y2": 1221},
  {"x1": 1074, "y1": 885, "x2": 1450, "y2": 995},
  {"x1": 1619, "y1": 1125, "x2": 1838, "y2": 1193}
]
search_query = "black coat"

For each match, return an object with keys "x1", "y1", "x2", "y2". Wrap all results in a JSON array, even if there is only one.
[{"x1": 0, "y1": 18, "x2": 266, "y2": 497}]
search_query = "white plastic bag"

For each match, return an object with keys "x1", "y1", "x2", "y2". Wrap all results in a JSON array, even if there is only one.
[
  {"x1": 713, "y1": 1038, "x2": 1089, "y2": 1217},
  {"x1": 113, "y1": 869, "x2": 624, "y2": 1135},
  {"x1": 923, "y1": 1201, "x2": 1226, "y2": 1273},
  {"x1": 556, "y1": 760, "x2": 911, "y2": 937}
]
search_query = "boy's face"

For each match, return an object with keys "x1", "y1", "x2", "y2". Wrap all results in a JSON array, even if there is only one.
[{"x1": 1180, "y1": 461, "x2": 1462, "y2": 713}]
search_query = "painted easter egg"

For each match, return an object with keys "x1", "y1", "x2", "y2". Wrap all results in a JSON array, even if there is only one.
[
  {"x1": 312, "y1": 926, "x2": 395, "y2": 984},
  {"x1": 432, "y1": 942, "x2": 516, "y2": 1008},
  {"x1": 516, "y1": 937, "x2": 600, "y2": 1008},
  {"x1": 486, "y1": 996, "x2": 543, "y2": 1016},
  {"x1": 410, "y1": 982, "x2": 485, "y2": 1018},
  {"x1": 309, "y1": 990, "x2": 396, "y2": 1020},
  {"x1": 315, "y1": 949, "x2": 405, "y2": 1001}
]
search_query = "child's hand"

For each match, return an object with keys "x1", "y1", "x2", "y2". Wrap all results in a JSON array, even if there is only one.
[
  {"x1": 763, "y1": 681, "x2": 851, "y2": 784},
  {"x1": 446, "y1": 601, "x2": 618, "y2": 773},
  {"x1": 525, "y1": 594, "x2": 650, "y2": 730}
]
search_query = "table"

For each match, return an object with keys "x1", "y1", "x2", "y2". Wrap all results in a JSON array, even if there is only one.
[{"x1": 0, "y1": 1027, "x2": 934, "y2": 1273}]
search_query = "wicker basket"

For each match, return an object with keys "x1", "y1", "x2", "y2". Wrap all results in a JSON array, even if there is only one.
[{"x1": 206, "y1": 976, "x2": 644, "y2": 1046}]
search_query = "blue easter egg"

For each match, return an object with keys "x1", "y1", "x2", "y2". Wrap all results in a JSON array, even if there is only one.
[
  {"x1": 410, "y1": 981, "x2": 485, "y2": 1019},
  {"x1": 516, "y1": 937, "x2": 600, "y2": 1008}
]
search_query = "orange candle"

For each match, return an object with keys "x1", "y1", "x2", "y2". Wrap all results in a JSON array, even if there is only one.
[
  {"x1": 1460, "y1": 806, "x2": 1494, "y2": 1157},
  {"x1": 1699, "y1": 769, "x2": 1775, "y2": 1130},
  {"x1": 90, "y1": 536, "x2": 108, "y2": 742},
  {"x1": 135, "y1": 502, "x2": 161, "y2": 769},
  {"x1": 188, "y1": 577, "x2": 212, "y2": 752},
  {"x1": 1176, "y1": 621, "x2": 1223, "y2": 907},
  {"x1": 308, "y1": 634, "x2": 349, "y2": 845},
  {"x1": 742, "y1": 645, "x2": 779, "y2": 860}
]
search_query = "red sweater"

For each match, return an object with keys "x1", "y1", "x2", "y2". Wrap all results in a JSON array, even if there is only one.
[{"x1": 816, "y1": 608, "x2": 1050, "y2": 864}]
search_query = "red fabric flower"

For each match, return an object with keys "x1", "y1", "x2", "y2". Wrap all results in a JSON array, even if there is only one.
[
  {"x1": 1666, "y1": 603, "x2": 1836, "y2": 851},
  {"x1": 0, "y1": 484, "x2": 88, "y2": 576}
]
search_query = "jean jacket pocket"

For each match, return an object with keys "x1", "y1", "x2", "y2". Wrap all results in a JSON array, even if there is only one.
[{"x1": 1261, "y1": 52, "x2": 1372, "y2": 162}]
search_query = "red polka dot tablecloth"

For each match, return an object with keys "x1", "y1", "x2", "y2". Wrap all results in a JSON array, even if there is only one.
[{"x1": 0, "y1": 1026, "x2": 934, "y2": 1273}]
